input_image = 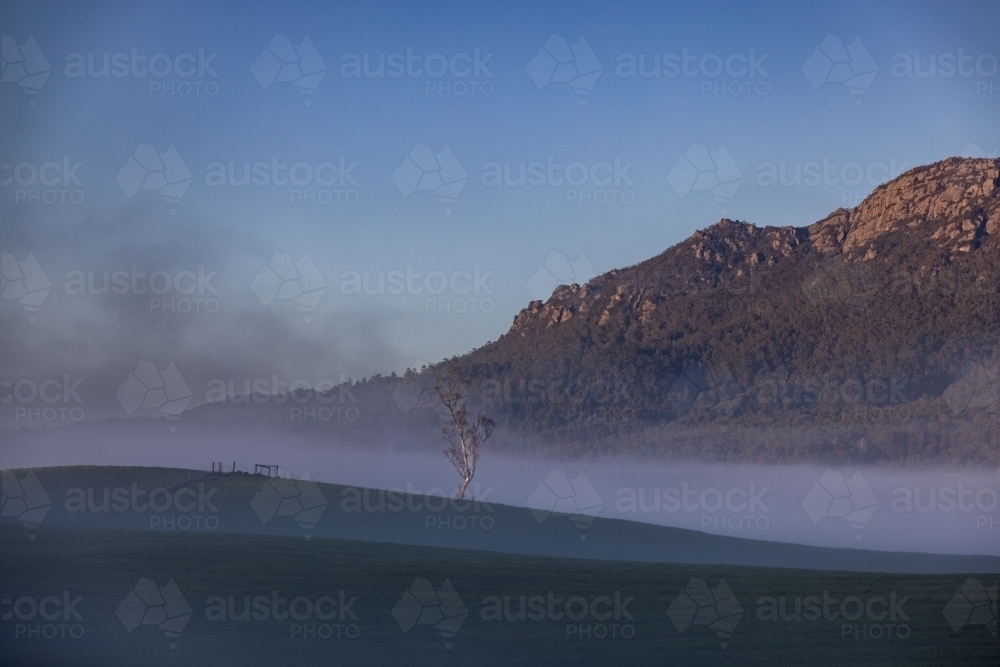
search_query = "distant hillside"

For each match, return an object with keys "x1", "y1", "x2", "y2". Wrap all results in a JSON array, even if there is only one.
[
  {"x1": 445, "y1": 157, "x2": 1000, "y2": 463},
  {"x1": 77, "y1": 158, "x2": 1000, "y2": 465}
]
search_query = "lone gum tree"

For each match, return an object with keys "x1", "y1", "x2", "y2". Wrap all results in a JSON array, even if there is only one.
[{"x1": 434, "y1": 367, "x2": 495, "y2": 500}]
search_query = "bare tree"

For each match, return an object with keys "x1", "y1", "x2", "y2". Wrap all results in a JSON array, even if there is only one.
[{"x1": 434, "y1": 367, "x2": 495, "y2": 500}]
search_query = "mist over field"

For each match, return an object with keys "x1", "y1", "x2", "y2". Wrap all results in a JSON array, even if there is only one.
[{"x1": 4, "y1": 423, "x2": 998, "y2": 557}]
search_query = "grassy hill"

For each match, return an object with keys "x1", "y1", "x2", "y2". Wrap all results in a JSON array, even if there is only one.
[
  {"x1": 4, "y1": 465, "x2": 999, "y2": 574},
  {"x1": 2, "y1": 520, "x2": 997, "y2": 666},
  {"x1": 4, "y1": 466, "x2": 997, "y2": 664}
]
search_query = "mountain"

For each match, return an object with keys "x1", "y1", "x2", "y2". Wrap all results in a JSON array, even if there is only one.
[
  {"x1": 436, "y1": 156, "x2": 1000, "y2": 463},
  {"x1": 24, "y1": 158, "x2": 1000, "y2": 465}
]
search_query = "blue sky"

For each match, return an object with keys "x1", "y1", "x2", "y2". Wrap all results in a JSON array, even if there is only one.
[{"x1": 1, "y1": 0, "x2": 998, "y2": 421}]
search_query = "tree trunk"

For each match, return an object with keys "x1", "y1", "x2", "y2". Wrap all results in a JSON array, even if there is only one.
[{"x1": 456, "y1": 475, "x2": 471, "y2": 500}]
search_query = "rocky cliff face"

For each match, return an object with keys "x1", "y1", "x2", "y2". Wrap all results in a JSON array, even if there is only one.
[
  {"x1": 809, "y1": 157, "x2": 1000, "y2": 257},
  {"x1": 505, "y1": 219, "x2": 809, "y2": 337},
  {"x1": 507, "y1": 157, "x2": 1000, "y2": 336}
]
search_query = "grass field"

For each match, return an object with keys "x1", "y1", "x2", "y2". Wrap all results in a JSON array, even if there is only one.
[
  {"x1": 2, "y1": 467, "x2": 998, "y2": 665},
  {"x1": 6, "y1": 465, "x2": 999, "y2": 574}
]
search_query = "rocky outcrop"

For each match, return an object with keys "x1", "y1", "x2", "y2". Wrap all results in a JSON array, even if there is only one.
[
  {"x1": 808, "y1": 157, "x2": 1000, "y2": 256},
  {"x1": 508, "y1": 157, "x2": 1000, "y2": 335}
]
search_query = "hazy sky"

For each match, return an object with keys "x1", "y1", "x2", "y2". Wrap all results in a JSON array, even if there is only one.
[{"x1": 2, "y1": 0, "x2": 998, "y2": 423}]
